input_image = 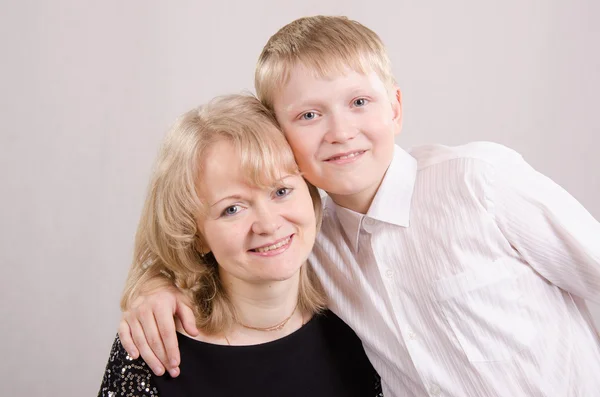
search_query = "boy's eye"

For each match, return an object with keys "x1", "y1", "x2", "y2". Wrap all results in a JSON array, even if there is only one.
[
  {"x1": 274, "y1": 187, "x2": 292, "y2": 198},
  {"x1": 222, "y1": 205, "x2": 241, "y2": 216},
  {"x1": 301, "y1": 112, "x2": 316, "y2": 120},
  {"x1": 353, "y1": 98, "x2": 368, "y2": 107}
]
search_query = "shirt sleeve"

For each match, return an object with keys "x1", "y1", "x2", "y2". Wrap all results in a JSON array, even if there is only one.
[
  {"x1": 490, "y1": 153, "x2": 600, "y2": 303},
  {"x1": 98, "y1": 334, "x2": 159, "y2": 397}
]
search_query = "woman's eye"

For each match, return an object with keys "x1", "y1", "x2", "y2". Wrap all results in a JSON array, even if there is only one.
[
  {"x1": 222, "y1": 205, "x2": 240, "y2": 216},
  {"x1": 275, "y1": 187, "x2": 291, "y2": 197},
  {"x1": 301, "y1": 112, "x2": 316, "y2": 120},
  {"x1": 353, "y1": 98, "x2": 368, "y2": 107}
]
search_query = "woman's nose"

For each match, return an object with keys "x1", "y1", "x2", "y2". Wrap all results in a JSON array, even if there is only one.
[{"x1": 251, "y1": 205, "x2": 282, "y2": 235}]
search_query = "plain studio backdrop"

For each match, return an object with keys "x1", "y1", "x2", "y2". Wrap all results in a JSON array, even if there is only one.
[{"x1": 1, "y1": 0, "x2": 598, "y2": 395}]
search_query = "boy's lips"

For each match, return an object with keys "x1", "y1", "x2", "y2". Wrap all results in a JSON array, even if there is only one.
[
  {"x1": 324, "y1": 150, "x2": 366, "y2": 163},
  {"x1": 249, "y1": 235, "x2": 294, "y2": 256}
]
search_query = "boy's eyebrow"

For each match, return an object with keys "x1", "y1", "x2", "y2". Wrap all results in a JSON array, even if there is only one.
[
  {"x1": 348, "y1": 87, "x2": 372, "y2": 96},
  {"x1": 282, "y1": 100, "x2": 312, "y2": 112},
  {"x1": 282, "y1": 99, "x2": 326, "y2": 116},
  {"x1": 283, "y1": 86, "x2": 374, "y2": 111}
]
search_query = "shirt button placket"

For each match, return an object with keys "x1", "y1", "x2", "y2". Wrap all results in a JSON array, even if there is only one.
[{"x1": 367, "y1": 216, "x2": 432, "y2": 394}]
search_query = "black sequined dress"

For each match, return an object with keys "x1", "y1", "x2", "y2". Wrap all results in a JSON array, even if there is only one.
[{"x1": 98, "y1": 310, "x2": 383, "y2": 396}]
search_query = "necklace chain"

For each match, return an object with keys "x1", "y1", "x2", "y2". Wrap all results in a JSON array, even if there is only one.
[
  {"x1": 236, "y1": 303, "x2": 298, "y2": 332},
  {"x1": 224, "y1": 305, "x2": 306, "y2": 346}
]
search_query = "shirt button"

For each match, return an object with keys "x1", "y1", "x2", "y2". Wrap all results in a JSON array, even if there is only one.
[
  {"x1": 429, "y1": 384, "x2": 441, "y2": 396},
  {"x1": 362, "y1": 217, "x2": 376, "y2": 233},
  {"x1": 385, "y1": 268, "x2": 394, "y2": 279},
  {"x1": 363, "y1": 217, "x2": 376, "y2": 226},
  {"x1": 407, "y1": 330, "x2": 417, "y2": 340}
]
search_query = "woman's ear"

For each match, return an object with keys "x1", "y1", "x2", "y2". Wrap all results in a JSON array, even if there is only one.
[{"x1": 195, "y1": 235, "x2": 211, "y2": 257}]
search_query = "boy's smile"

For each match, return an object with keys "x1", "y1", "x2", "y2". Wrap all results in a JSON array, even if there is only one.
[
  {"x1": 273, "y1": 64, "x2": 403, "y2": 214},
  {"x1": 324, "y1": 149, "x2": 367, "y2": 164}
]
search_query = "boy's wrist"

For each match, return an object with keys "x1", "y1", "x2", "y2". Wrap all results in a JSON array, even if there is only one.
[{"x1": 122, "y1": 277, "x2": 177, "y2": 311}]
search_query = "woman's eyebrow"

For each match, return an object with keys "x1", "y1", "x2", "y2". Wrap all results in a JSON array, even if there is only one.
[{"x1": 209, "y1": 194, "x2": 242, "y2": 208}]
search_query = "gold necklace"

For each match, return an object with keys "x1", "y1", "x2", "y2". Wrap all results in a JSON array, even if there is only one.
[
  {"x1": 236, "y1": 303, "x2": 299, "y2": 332},
  {"x1": 224, "y1": 309, "x2": 307, "y2": 346}
]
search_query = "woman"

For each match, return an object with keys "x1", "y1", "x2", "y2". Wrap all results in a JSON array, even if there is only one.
[{"x1": 98, "y1": 94, "x2": 382, "y2": 396}]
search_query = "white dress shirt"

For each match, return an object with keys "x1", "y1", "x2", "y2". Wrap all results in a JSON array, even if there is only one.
[{"x1": 310, "y1": 142, "x2": 600, "y2": 397}]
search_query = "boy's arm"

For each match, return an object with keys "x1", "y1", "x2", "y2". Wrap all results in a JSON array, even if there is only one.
[
  {"x1": 492, "y1": 154, "x2": 600, "y2": 302},
  {"x1": 119, "y1": 280, "x2": 198, "y2": 378}
]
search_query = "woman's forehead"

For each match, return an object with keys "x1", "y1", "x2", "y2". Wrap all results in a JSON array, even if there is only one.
[{"x1": 197, "y1": 141, "x2": 298, "y2": 204}]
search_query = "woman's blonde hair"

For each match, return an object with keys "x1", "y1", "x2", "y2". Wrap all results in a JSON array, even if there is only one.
[
  {"x1": 255, "y1": 15, "x2": 397, "y2": 111},
  {"x1": 121, "y1": 94, "x2": 326, "y2": 334}
]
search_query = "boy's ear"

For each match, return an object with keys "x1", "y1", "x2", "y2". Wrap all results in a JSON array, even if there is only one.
[{"x1": 391, "y1": 87, "x2": 403, "y2": 136}]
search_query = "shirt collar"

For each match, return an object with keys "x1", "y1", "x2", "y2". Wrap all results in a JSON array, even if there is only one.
[{"x1": 327, "y1": 145, "x2": 418, "y2": 253}]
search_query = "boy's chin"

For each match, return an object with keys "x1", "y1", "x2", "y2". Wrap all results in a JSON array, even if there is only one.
[
  {"x1": 305, "y1": 177, "x2": 368, "y2": 196},
  {"x1": 323, "y1": 178, "x2": 380, "y2": 196},
  {"x1": 324, "y1": 184, "x2": 380, "y2": 211}
]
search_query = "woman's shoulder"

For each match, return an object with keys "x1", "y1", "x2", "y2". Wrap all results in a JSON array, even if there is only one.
[
  {"x1": 311, "y1": 310, "x2": 371, "y2": 362},
  {"x1": 98, "y1": 334, "x2": 159, "y2": 397},
  {"x1": 310, "y1": 310, "x2": 384, "y2": 396},
  {"x1": 314, "y1": 310, "x2": 361, "y2": 340}
]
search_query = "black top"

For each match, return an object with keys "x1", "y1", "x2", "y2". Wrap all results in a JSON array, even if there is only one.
[{"x1": 99, "y1": 310, "x2": 383, "y2": 396}]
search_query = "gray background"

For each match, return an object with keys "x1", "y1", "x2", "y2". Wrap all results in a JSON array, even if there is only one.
[{"x1": 1, "y1": 0, "x2": 598, "y2": 395}]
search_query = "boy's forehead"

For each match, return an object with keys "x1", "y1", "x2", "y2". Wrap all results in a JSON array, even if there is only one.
[
  {"x1": 274, "y1": 64, "x2": 384, "y2": 109},
  {"x1": 289, "y1": 61, "x2": 368, "y2": 82}
]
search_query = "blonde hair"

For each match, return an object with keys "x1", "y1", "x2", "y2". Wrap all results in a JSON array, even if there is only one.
[
  {"x1": 256, "y1": 15, "x2": 396, "y2": 111},
  {"x1": 121, "y1": 94, "x2": 326, "y2": 334}
]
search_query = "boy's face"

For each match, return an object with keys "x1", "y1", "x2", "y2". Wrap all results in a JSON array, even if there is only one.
[{"x1": 272, "y1": 64, "x2": 402, "y2": 213}]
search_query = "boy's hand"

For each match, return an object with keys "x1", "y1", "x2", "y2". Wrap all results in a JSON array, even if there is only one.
[{"x1": 118, "y1": 288, "x2": 198, "y2": 378}]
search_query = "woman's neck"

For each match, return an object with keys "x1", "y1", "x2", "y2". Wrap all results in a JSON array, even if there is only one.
[
  {"x1": 221, "y1": 270, "x2": 305, "y2": 345},
  {"x1": 224, "y1": 271, "x2": 299, "y2": 328}
]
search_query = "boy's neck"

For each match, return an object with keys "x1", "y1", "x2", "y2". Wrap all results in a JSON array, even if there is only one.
[{"x1": 328, "y1": 178, "x2": 383, "y2": 214}]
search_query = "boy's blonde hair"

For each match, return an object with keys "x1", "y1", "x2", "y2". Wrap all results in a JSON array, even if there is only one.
[
  {"x1": 121, "y1": 94, "x2": 326, "y2": 334},
  {"x1": 256, "y1": 15, "x2": 396, "y2": 111}
]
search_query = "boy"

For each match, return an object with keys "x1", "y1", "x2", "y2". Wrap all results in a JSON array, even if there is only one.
[{"x1": 119, "y1": 16, "x2": 600, "y2": 396}]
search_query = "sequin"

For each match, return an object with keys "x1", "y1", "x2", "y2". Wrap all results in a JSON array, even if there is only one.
[{"x1": 97, "y1": 334, "x2": 159, "y2": 396}]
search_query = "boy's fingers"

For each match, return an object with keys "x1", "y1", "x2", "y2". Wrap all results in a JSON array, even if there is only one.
[
  {"x1": 155, "y1": 304, "x2": 181, "y2": 370},
  {"x1": 139, "y1": 308, "x2": 171, "y2": 369},
  {"x1": 117, "y1": 318, "x2": 139, "y2": 359},
  {"x1": 132, "y1": 313, "x2": 166, "y2": 376},
  {"x1": 176, "y1": 300, "x2": 199, "y2": 337}
]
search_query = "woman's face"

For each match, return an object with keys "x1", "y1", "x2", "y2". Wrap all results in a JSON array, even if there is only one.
[{"x1": 197, "y1": 139, "x2": 317, "y2": 285}]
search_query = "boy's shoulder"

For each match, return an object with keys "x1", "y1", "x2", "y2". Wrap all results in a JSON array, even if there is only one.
[{"x1": 408, "y1": 141, "x2": 523, "y2": 171}]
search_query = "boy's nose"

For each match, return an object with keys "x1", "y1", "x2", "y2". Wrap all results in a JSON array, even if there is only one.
[{"x1": 324, "y1": 114, "x2": 356, "y2": 144}]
